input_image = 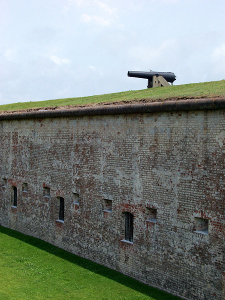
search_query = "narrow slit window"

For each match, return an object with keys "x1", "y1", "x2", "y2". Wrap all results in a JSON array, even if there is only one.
[
  {"x1": 22, "y1": 183, "x2": 28, "y2": 193},
  {"x1": 125, "y1": 212, "x2": 133, "y2": 242},
  {"x1": 13, "y1": 186, "x2": 17, "y2": 207},
  {"x1": 43, "y1": 187, "x2": 50, "y2": 198},
  {"x1": 59, "y1": 197, "x2": 64, "y2": 221},
  {"x1": 72, "y1": 193, "x2": 80, "y2": 210},
  {"x1": 2, "y1": 178, "x2": 7, "y2": 191}
]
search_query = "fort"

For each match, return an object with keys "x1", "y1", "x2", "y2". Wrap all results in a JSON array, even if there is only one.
[{"x1": 0, "y1": 97, "x2": 225, "y2": 300}]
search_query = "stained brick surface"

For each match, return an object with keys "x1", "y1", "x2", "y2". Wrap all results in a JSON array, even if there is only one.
[{"x1": 0, "y1": 107, "x2": 225, "y2": 300}]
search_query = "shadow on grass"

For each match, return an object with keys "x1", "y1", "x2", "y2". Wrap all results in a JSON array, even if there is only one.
[{"x1": 0, "y1": 225, "x2": 181, "y2": 300}]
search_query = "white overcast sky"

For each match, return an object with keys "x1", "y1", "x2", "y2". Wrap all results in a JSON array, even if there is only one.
[{"x1": 0, "y1": 0, "x2": 225, "y2": 105}]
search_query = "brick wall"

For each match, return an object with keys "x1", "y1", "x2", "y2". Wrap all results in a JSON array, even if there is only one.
[{"x1": 0, "y1": 105, "x2": 225, "y2": 299}]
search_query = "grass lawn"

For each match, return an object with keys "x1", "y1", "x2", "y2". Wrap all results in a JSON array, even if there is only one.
[
  {"x1": 0, "y1": 226, "x2": 181, "y2": 300},
  {"x1": 0, "y1": 80, "x2": 225, "y2": 112}
]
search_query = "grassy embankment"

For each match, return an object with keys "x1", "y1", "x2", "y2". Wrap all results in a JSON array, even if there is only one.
[
  {"x1": 0, "y1": 226, "x2": 181, "y2": 300},
  {"x1": 0, "y1": 80, "x2": 225, "y2": 112}
]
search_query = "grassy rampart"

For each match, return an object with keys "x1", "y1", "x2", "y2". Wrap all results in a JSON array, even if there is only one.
[{"x1": 0, "y1": 80, "x2": 224, "y2": 112}]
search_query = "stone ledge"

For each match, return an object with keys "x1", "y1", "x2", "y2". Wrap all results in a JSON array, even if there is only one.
[{"x1": 1, "y1": 97, "x2": 225, "y2": 120}]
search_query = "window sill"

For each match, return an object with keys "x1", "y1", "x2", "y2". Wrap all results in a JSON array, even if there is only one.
[
  {"x1": 103, "y1": 210, "x2": 112, "y2": 219},
  {"x1": 146, "y1": 219, "x2": 157, "y2": 224},
  {"x1": 194, "y1": 230, "x2": 208, "y2": 235},
  {"x1": 11, "y1": 206, "x2": 17, "y2": 209},
  {"x1": 121, "y1": 239, "x2": 133, "y2": 245},
  {"x1": 56, "y1": 219, "x2": 64, "y2": 224}
]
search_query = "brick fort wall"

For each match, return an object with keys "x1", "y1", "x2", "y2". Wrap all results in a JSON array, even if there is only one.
[{"x1": 0, "y1": 99, "x2": 225, "y2": 300}]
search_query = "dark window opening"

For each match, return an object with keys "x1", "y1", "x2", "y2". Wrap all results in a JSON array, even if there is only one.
[
  {"x1": 22, "y1": 183, "x2": 28, "y2": 193},
  {"x1": 72, "y1": 192, "x2": 80, "y2": 210},
  {"x1": 59, "y1": 197, "x2": 64, "y2": 221},
  {"x1": 146, "y1": 207, "x2": 157, "y2": 223},
  {"x1": 13, "y1": 186, "x2": 17, "y2": 207},
  {"x1": 194, "y1": 217, "x2": 209, "y2": 235},
  {"x1": 103, "y1": 199, "x2": 112, "y2": 212},
  {"x1": 125, "y1": 212, "x2": 133, "y2": 242},
  {"x1": 43, "y1": 187, "x2": 50, "y2": 197},
  {"x1": 2, "y1": 178, "x2": 7, "y2": 191}
]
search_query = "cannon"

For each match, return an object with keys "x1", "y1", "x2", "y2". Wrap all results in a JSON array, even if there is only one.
[{"x1": 127, "y1": 70, "x2": 176, "y2": 88}]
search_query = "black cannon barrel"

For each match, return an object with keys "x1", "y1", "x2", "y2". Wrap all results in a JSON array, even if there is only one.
[{"x1": 127, "y1": 71, "x2": 176, "y2": 83}]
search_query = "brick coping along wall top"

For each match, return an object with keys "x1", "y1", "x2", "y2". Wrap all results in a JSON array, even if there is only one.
[{"x1": 1, "y1": 97, "x2": 225, "y2": 120}]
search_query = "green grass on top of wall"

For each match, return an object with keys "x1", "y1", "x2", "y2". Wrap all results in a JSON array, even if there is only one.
[
  {"x1": 0, "y1": 226, "x2": 182, "y2": 300},
  {"x1": 0, "y1": 80, "x2": 225, "y2": 112}
]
